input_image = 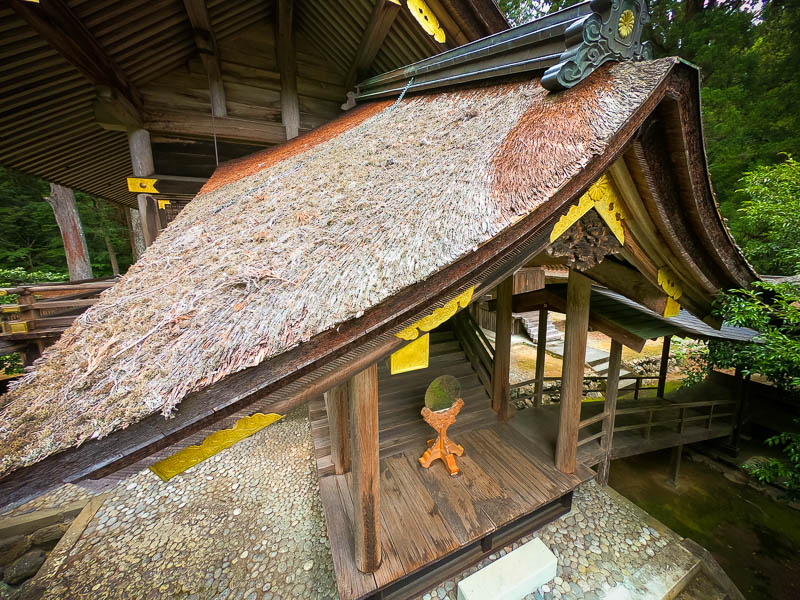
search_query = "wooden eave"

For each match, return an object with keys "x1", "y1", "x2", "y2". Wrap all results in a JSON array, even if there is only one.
[{"x1": 0, "y1": 61, "x2": 756, "y2": 507}]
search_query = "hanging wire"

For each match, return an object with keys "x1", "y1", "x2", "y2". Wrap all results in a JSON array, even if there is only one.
[{"x1": 206, "y1": 69, "x2": 220, "y2": 166}]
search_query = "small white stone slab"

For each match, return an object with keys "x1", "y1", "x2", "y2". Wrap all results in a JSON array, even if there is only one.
[{"x1": 457, "y1": 538, "x2": 557, "y2": 600}]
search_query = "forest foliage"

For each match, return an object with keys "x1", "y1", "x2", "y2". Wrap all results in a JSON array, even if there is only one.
[{"x1": 499, "y1": 0, "x2": 800, "y2": 275}]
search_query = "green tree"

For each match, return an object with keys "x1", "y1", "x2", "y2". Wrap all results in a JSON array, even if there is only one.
[
  {"x1": 735, "y1": 155, "x2": 800, "y2": 275},
  {"x1": 0, "y1": 166, "x2": 133, "y2": 277}
]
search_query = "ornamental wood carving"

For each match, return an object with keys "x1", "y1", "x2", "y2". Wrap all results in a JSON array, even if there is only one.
[
  {"x1": 419, "y1": 398, "x2": 464, "y2": 476},
  {"x1": 542, "y1": 0, "x2": 653, "y2": 92},
  {"x1": 547, "y1": 209, "x2": 622, "y2": 271}
]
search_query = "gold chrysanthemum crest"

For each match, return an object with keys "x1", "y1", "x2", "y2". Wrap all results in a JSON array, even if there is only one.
[{"x1": 618, "y1": 9, "x2": 635, "y2": 38}]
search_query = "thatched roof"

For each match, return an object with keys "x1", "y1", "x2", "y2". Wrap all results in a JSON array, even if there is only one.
[{"x1": 1, "y1": 57, "x2": 707, "y2": 477}]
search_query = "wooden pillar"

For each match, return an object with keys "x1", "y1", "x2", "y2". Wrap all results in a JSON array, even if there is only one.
[
  {"x1": 327, "y1": 382, "x2": 350, "y2": 475},
  {"x1": 127, "y1": 129, "x2": 160, "y2": 247},
  {"x1": 349, "y1": 364, "x2": 381, "y2": 573},
  {"x1": 668, "y1": 444, "x2": 683, "y2": 487},
  {"x1": 45, "y1": 183, "x2": 93, "y2": 281},
  {"x1": 597, "y1": 339, "x2": 622, "y2": 486},
  {"x1": 534, "y1": 308, "x2": 548, "y2": 408},
  {"x1": 657, "y1": 334, "x2": 672, "y2": 398},
  {"x1": 275, "y1": 0, "x2": 300, "y2": 140},
  {"x1": 555, "y1": 270, "x2": 591, "y2": 474},
  {"x1": 492, "y1": 276, "x2": 513, "y2": 421},
  {"x1": 728, "y1": 369, "x2": 748, "y2": 455}
]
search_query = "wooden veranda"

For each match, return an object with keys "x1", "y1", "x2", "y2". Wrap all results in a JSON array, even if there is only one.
[{"x1": 309, "y1": 326, "x2": 594, "y2": 600}]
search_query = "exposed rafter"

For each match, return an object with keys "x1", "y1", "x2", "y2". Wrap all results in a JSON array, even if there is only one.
[
  {"x1": 10, "y1": 0, "x2": 140, "y2": 111},
  {"x1": 182, "y1": 0, "x2": 228, "y2": 117},
  {"x1": 346, "y1": 0, "x2": 402, "y2": 90}
]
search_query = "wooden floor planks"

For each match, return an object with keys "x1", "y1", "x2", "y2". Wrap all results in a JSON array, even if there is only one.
[{"x1": 312, "y1": 327, "x2": 592, "y2": 600}]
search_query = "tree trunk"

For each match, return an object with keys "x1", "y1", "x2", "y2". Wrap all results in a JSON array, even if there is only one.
[
  {"x1": 45, "y1": 183, "x2": 93, "y2": 281},
  {"x1": 127, "y1": 208, "x2": 146, "y2": 261},
  {"x1": 94, "y1": 199, "x2": 120, "y2": 276}
]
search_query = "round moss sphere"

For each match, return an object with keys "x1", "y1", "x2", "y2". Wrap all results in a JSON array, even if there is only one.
[{"x1": 425, "y1": 375, "x2": 461, "y2": 412}]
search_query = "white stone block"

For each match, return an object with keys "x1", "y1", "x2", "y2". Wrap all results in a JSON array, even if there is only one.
[{"x1": 457, "y1": 538, "x2": 557, "y2": 600}]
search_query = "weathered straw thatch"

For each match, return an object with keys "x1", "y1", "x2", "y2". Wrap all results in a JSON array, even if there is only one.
[{"x1": 0, "y1": 58, "x2": 677, "y2": 477}]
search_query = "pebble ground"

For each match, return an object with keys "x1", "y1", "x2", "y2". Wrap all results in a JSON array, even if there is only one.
[
  {"x1": 417, "y1": 481, "x2": 684, "y2": 600},
  {"x1": 39, "y1": 408, "x2": 337, "y2": 600}
]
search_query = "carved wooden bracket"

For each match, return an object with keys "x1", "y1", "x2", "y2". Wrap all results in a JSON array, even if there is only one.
[{"x1": 547, "y1": 209, "x2": 623, "y2": 271}]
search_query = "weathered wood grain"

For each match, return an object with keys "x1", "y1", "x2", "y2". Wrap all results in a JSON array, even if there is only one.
[
  {"x1": 555, "y1": 269, "x2": 591, "y2": 474},
  {"x1": 327, "y1": 383, "x2": 350, "y2": 475},
  {"x1": 349, "y1": 364, "x2": 381, "y2": 573}
]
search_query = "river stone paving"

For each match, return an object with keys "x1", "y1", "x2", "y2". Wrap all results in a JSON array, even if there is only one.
[
  {"x1": 0, "y1": 484, "x2": 93, "y2": 518},
  {"x1": 37, "y1": 407, "x2": 337, "y2": 600},
  {"x1": 417, "y1": 480, "x2": 697, "y2": 600}
]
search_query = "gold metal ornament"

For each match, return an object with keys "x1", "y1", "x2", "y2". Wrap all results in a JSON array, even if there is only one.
[
  {"x1": 395, "y1": 287, "x2": 474, "y2": 341},
  {"x1": 550, "y1": 174, "x2": 628, "y2": 244},
  {"x1": 618, "y1": 9, "x2": 635, "y2": 39},
  {"x1": 390, "y1": 333, "x2": 430, "y2": 374}
]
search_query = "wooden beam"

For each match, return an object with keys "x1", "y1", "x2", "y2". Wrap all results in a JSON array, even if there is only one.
[
  {"x1": 534, "y1": 308, "x2": 547, "y2": 409},
  {"x1": 584, "y1": 259, "x2": 668, "y2": 316},
  {"x1": 346, "y1": 0, "x2": 401, "y2": 89},
  {"x1": 596, "y1": 339, "x2": 621, "y2": 486},
  {"x1": 182, "y1": 0, "x2": 227, "y2": 117},
  {"x1": 491, "y1": 289, "x2": 646, "y2": 353},
  {"x1": 45, "y1": 183, "x2": 93, "y2": 281},
  {"x1": 555, "y1": 270, "x2": 591, "y2": 474},
  {"x1": 275, "y1": 0, "x2": 300, "y2": 140},
  {"x1": 10, "y1": 0, "x2": 140, "y2": 110},
  {"x1": 127, "y1": 130, "x2": 160, "y2": 247},
  {"x1": 142, "y1": 110, "x2": 286, "y2": 145},
  {"x1": 326, "y1": 383, "x2": 351, "y2": 475},
  {"x1": 349, "y1": 364, "x2": 381, "y2": 573},
  {"x1": 657, "y1": 335, "x2": 671, "y2": 398},
  {"x1": 491, "y1": 276, "x2": 513, "y2": 421}
]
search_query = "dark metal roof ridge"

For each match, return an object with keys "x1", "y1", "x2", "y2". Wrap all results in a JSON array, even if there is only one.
[{"x1": 357, "y1": 0, "x2": 653, "y2": 99}]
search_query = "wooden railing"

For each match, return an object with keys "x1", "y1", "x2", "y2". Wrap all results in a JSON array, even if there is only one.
[
  {"x1": 0, "y1": 278, "x2": 115, "y2": 339},
  {"x1": 510, "y1": 374, "x2": 659, "y2": 402},
  {"x1": 453, "y1": 310, "x2": 494, "y2": 396},
  {"x1": 610, "y1": 398, "x2": 736, "y2": 441}
]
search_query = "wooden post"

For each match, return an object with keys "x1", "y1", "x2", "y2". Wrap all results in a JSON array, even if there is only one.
[
  {"x1": 657, "y1": 335, "x2": 672, "y2": 398},
  {"x1": 349, "y1": 364, "x2": 381, "y2": 573},
  {"x1": 597, "y1": 339, "x2": 622, "y2": 486},
  {"x1": 275, "y1": 0, "x2": 300, "y2": 140},
  {"x1": 555, "y1": 269, "x2": 591, "y2": 474},
  {"x1": 534, "y1": 308, "x2": 548, "y2": 408},
  {"x1": 492, "y1": 276, "x2": 513, "y2": 421},
  {"x1": 327, "y1": 382, "x2": 350, "y2": 475},
  {"x1": 127, "y1": 129, "x2": 160, "y2": 247},
  {"x1": 668, "y1": 444, "x2": 683, "y2": 487},
  {"x1": 45, "y1": 183, "x2": 93, "y2": 281}
]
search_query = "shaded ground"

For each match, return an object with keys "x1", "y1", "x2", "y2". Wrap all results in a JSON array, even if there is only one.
[{"x1": 609, "y1": 450, "x2": 800, "y2": 600}]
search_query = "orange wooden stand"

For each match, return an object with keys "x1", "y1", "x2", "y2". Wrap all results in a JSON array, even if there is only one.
[{"x1": 419, "y1": 398, "x2": 464, "y2": 475}]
